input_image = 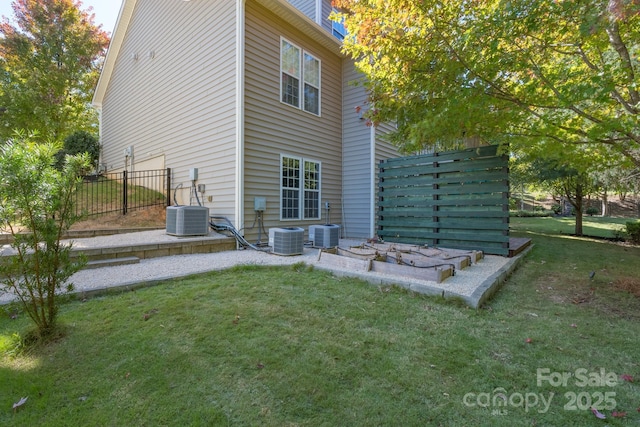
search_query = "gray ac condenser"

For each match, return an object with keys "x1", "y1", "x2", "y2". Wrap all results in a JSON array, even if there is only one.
[{"x1": 166, "y1": 206, "x2": 209, "y2": 236}]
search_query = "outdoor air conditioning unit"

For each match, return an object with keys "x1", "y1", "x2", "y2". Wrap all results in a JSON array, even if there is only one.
[
  {"x1": 268, "y1": 227, "x2": 304, "y2": 256},
  {"x1": 309, "y1": 224, "x2": 341, "y2": 249},
  {"x1": 166, "y1": 206, "x2": 209, "y2": 236}
]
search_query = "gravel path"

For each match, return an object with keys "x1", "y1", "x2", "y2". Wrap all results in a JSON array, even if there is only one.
[{"x1": 1, "y1": 230, "x2": 521, "y2": 307}]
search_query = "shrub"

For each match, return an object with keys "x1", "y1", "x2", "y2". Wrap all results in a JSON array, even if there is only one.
[
  {"x1": 626, "y1": 221, "x2": 640, "y2": 244},
  {"x1": 509, "y1": 210, "x2": 554, "y2": 217},
  {"x1": 0, "y1": 134, "x2": 89, "y2": 338},
  {"x1": 55, "y1": 130, "x2": 100, "y2": 170},
  {"x1": 586, "y1": 207, "x2": 599, "y2": 216}
]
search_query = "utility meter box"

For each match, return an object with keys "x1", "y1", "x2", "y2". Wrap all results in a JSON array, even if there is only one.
[{"x1": 254, "y1": 197, "x2": 266, "y2": 212}]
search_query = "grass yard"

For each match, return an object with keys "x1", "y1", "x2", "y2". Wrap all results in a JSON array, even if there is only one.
[
  {"x1": 1, "y1": 218, "x2": 640, "y2": 426},
  {"x1": 74, "y1": 175, "x2": 167, "y2": 217},
  {"x1": 510, "y1": 216, "x2": 635, "y2": 239}
]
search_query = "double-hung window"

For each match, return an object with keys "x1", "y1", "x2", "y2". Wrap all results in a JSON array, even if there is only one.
[
  {"x1": 281, "y1": 155, "x2": 321, "y2": 220},
  {"x1": 331, "y1": 9, "x2": 346, "y2": 40},
  {"x1": 281, "y1": 38, "x2": 320, "y2": 115}
]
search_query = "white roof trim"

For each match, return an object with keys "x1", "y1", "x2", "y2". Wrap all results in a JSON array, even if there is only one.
[
  {"x1": 92, "y1": 0, "x2": 342, "y2": 108},
  {"x1": 92, "y1": 0, "x2": 137, "y2": 108}
]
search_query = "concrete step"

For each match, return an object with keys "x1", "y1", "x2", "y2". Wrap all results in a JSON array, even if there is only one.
[{"x1": 85, "y1": 256, "x2": 140, "y2": 269}]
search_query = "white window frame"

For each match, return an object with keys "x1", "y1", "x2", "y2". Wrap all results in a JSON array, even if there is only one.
[
  {"x1": 331, "y1": 8, "x2": 346, "y2": 40},
  {"x1": 280, "y1": 154, "x2": 321, "y2": 221},
  {"x1": 280, "y1": 37, "x2": 321, "y2": 116}
]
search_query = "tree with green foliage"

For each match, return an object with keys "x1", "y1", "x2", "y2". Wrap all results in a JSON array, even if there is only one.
[
  {"x1": 332, "y1": 0, "x2": 639, "y2": 167},
  {"x1": 55, "y1": 130, "x2": 100, "y2": 170},
  {"x1": 513, "y1": 141, "x2": 629, "y2": 234},
  {"x1": 0, "y1": 132, "x2": 89, "y2": 339},
  {"x1": 0, "y1": 0, "x2": 110, "y2": 142}
]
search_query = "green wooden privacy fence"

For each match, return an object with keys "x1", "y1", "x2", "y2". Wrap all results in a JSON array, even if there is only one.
[{"x1": 378, "y1": 145, "x2": 510, "y2": 256}]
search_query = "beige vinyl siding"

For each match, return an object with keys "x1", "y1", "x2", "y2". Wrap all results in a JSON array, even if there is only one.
[
  {"x1": 375, "y1": 123, "x2": 399, "y2": 163},
  {"x1": 284, "y1": 0, "x2": 333, "y2": 35},
  {"x1": 320, "y1": 0, "x2": 333, "y2": 33},
  {"x1": 243, "y1": 1, "x2": 343, "y2": 242},
  {"x1": 100, "y1": 0, "x2": 238, "y2": 218},
  {"x1": 342, "y1": 60, "x2": 375, "y2": 239},
  {"x1": 341, "y1": 60, "x2": 400, "y2": 239},
  {"x1": 286, "y1": 0, "x2": 315, "y2": 20},
  {"x1": 374, "y1": 122, "x2": 400, "y2": 237}
]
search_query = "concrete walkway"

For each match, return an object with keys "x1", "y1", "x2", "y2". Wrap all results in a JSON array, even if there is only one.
[{"x1": 1, "y1": 230, "x2": 531, "y2": 308}]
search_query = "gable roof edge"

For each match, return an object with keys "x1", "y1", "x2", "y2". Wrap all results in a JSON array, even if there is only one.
[
  {"x1": 92, "y1": 0, "x2": 343, "y2": 108},
  {"x1": 253, "y1": 0, "x2": 343, "y2": 56},
  {"x1": 92, "y1": 0, "x2": 137, "y2": 108}
]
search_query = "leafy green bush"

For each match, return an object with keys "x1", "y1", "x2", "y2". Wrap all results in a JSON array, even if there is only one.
[
  {"x1": 626, "y1": 221, "x2": 640, "y2": 244},
  {"x1": 55, "y1": 130, "x2": 100, "y2": 170},
  {"x1": 586, "y1": 206, "x2": 599, "y2": 216},
  {"x1": 509, "y1": 210, "x2": 554, "y2": 217},
  {"x1": 0, "y1": 134, "x2": 89, "y2": 339}
]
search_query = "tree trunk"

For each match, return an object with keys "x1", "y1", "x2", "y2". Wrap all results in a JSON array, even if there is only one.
[
  {"x1": 574, "y1": 182, "x2": 584, "y2": 236},
  {"x1": 601, "y1": 189, "x2": 608, "y2": 216}
]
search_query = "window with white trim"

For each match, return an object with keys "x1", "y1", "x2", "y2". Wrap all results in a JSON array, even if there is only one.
[
  {"x1": 331, "y1": 9, "x2": 346, "y2": 40},
  {"x1": 281, "y1": 155, "x2": 321, "y2": 220},
  {"x1": 281, "y1": 38, "x2": 321, "y2": 115}
]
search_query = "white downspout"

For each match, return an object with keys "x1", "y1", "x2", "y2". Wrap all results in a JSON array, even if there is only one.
[
  {"x1": 235, "y1": 0, "x2": 246, "y2": 231},
  {"x1": 370, "y1": 125, "x2": 376, "y2": 238},
  {"x1": 315, "y1": 0, "x2": 322, "y2": 24},
  {"x1": 97, "y1": 106, "x2": 103, "y2": 170}
]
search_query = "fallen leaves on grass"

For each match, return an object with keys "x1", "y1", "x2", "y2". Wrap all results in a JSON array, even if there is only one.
[
  {"x1": 612, "y1": 411, "x2": 627, "y2": 418},
  {"x1": 143, "y1": 308, "x2": 159, "y2": 321},
  {"x1": 612, "y1": 277, "x2": 640, "y2": 297},
  {"x1": 572, "y1": 289, "x2": 595, "y2": 304},
  {"x1": 620, "y1": 374, "x2": 633, "y2": 382}
]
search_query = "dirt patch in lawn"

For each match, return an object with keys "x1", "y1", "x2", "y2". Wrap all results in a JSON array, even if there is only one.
[
  {"x1": 536, "y1": 272, "x2": 640, "y2": 319},
  {"x1": 613, "y1": 276, "x2": 640, "y2": 298},
  {"x1": 70, "y1": 205, "x2": 167, "y2": 230}
]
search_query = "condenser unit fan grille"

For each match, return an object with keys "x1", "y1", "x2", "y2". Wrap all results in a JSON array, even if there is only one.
[
  {"x1": 309, "y1": 224, "x2": 340, "y2": 248},
  {"x1": 166, "y1": 206, "x2": 209, "y2": 236},
  {"x1": 268, "y1": 227, "x2": 304, "y2": 255}
]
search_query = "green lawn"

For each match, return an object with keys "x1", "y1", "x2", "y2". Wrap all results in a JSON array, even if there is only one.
[
  {"x1": 510, "y1": 215, "x2": 636, "y2": 239},
  {"x1": 1, "y1": 218, "x2": 639, "y2": 426}
]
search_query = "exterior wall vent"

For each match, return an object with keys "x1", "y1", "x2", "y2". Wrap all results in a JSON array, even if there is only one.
[
  {"x1": 309, "y1": 224, "x2": 341, "y2": 248},
  {"x1": 166, "y1": 206, "x2": 209, "y2": 236},
  {"x1": 268, "y1": 227, "x2": 304, "y2": 256}
]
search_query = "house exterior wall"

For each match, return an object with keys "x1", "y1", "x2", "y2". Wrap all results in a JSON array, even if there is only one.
[
  {"x1": 243, "y1": 0, "x2": 343, "y2": 243},
  {"x1": 99, "y1": 0, "x2": 238, "y2": 218},
  {"x1": 374, "y1": 121, "x2": 400, "y2": 237},
  {"x1": 286, "y1": 0, "x2": 334, "y2": 34},
  {"x1": 286, "y1": 0, "x2": 315, "y2": 20},
  {"x1": 341, "y1": 60, "x2": 400, "y2": 239},
  {"x1": 342, "y1": 60, "x2": 375, "y2": 239},
  {"x1": 320, "y1": 0, "x2": 334, "y2": 33}
]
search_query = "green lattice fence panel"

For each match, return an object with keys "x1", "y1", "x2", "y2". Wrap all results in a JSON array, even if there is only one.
[{"x1": 378, "y1": 145, "x2": 510, "y2": 255}]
